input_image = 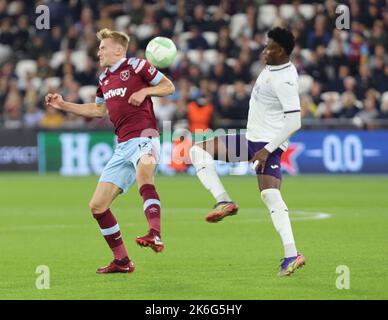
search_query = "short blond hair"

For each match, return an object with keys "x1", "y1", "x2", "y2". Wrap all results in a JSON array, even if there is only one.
[{"x1": 96, "y1": 28, "x2": 130, "y2": 51}]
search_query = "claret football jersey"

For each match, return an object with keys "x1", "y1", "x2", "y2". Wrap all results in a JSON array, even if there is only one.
[{"x1": 95, "y1": 57, "x2": 164, "y2": 142}]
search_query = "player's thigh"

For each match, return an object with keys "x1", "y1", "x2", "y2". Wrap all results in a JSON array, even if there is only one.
[
  {"x1": 248, "y1": 140, "x2": 283, "y2": 191},
  {"x1": 123, "y1": 137, "x2": 159, "y2": 188},
  {"x1": 136, "y1": 154, "x2": 157, "y2": 188},
  {"x1": 257, "y1": 175, "x2": 281, "y2": 192},
  {"x1": 97, "y1": 148, "x2": 136, "y2": 198},
  {"x1": 89, "y1": 182, "x2": 122, "y2": 214}
]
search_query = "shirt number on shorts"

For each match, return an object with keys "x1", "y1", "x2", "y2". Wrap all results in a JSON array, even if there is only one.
[{"x1": 138, "y1": 142, "x2": 148, "y2": 150}]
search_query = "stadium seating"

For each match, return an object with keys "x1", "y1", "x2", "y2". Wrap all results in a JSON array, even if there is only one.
[
  {"x1": 230, "y1": 13, "x2": 247, "y2": 39},
  {"x1": 382, "y1": 91, "x2": 388, "y2": 104},
  {"x1": 202, "y1": 32, "x2": 218, "y2": 47},
  {"x1": 1, "y1": 0, "x2": 387, "y2": 131},
  {"x1": 79, "y1": 85, "x2": 98, "y2": 103},
  {"x1": 177, "y1": 31, "x2": 191, "y2": 50},
  {"x1": 299, "y1": 4, "x2": 316, "y2": 20},
  {"x1": 71, "y1": 51, "x2": 88, "y2": 72},
  {"x1": 0, "y1": 44, "x2": 12, "y2": 64},
  {"x1": 258, "y1": 5, "x2": 277, "y2": 28},
  {"x1": 15, "y1": 60, "x2": 37, "y2": 80},
  {"x1": 279, "y1": 5, "x2": 295, "y2": 20},
  {"x1": 187, "y1": 49, "x2": 218, "y2": 66},
  {"x1": 42, "y1": 77, "x2": 61, "y2": 91},
  {"x1": 115, "y1": 15, "x2": 131, "y2": 32},
  {"x1": 298, "y1": 74, "x2": 314, "y2": 94}
]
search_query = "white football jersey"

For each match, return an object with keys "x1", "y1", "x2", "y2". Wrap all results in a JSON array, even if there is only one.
[{"x1": 246, "y1": 62, "x2": 300, "y2": 151}]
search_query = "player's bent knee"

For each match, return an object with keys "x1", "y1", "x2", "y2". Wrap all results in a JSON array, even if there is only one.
[
  {"x1": 89, "y1": 200, "x2": 109, "y2": 215},
  {"x1": 189, "y1": 144, "x2": 203, "y2": 160},
  {"x1": 260, "y1": 188, "x2": 288, "y2": 211},
  {"x1": 189, "y1": 145, "x2": 198, "y2": 162},
  {"x1": 190, "y1": 145, "x2": 214, "y2": 167},
  {"x1": 138, "y1": 154, "x2": 157, "y2": 167},
  {"x1": 195, "y1": 141, "x2": 206, "y2": 150}
]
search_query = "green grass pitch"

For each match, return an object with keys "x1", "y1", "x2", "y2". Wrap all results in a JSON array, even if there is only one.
[{"x1": 1, "y1": 173, "x2": 387, "y2": 300}]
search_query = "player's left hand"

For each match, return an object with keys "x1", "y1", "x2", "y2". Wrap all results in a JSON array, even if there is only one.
[
  {"x1": 250, "y1": 148, "x2": 270, "y2": 174},
  {"x1": 129, "y1": 90, "x2": 147, "y2": 106}
]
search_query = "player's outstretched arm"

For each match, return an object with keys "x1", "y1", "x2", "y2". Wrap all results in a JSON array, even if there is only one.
[
  {"x1": 45, "y1": 93, "x2": 107, "y2": 118},
  {"x1": 129, "y1": 76, "x2": 175, "y2": 106}
]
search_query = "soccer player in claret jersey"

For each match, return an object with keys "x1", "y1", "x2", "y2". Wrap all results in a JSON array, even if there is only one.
[
  {"x1": 45, "y1": 29, "x2": 175, "y2": 274},
  {"x1": 189, "y1": 27, "x2": 305, "y2": 276}
]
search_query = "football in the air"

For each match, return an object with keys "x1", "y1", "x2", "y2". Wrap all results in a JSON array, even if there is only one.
[{"x1": 145, "y1": 36, "x2": 177, "y2": 69}]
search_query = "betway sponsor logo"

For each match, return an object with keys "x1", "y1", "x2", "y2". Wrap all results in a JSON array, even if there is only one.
[{"x1": 103, "y1": 87, "x2": 127, "y2": 100}]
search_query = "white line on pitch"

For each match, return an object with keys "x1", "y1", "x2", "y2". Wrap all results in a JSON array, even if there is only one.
[{"x1": 1, "y1": 210, "x2": 331, "y2": 231}]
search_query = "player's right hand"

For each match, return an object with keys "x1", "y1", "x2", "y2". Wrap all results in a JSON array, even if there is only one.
[
  {"x1": 45, "y1": 93, "x2": 64, "y2": 110},
  {"x1": 249, "y1": 148, "x2": 270, "y2": 174}
]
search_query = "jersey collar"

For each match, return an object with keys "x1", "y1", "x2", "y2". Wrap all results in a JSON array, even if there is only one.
[
  {"x1": 108, "y1": 57, "x2": 127, "y2": 73},
  {"x1": 268, "y1": 61, "x2": 291, "y2": 71}
]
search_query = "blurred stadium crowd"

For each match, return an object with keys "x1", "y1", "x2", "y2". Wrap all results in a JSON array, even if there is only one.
[{"x1": 1, "y1": 0, "x2": 388, "y2": 132}]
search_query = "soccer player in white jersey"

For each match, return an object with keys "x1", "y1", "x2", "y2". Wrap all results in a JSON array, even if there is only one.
[{"x1": 189, "y1": 27, "x2": 305, "y2": 276}]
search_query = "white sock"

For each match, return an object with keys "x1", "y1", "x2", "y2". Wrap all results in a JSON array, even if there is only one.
[
  {"x1": 189, "y1": 145, "x2": 232, "y2": 203},
  {"x1": 261, "y1": 188, "x2": 297, "y2": 258}
]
